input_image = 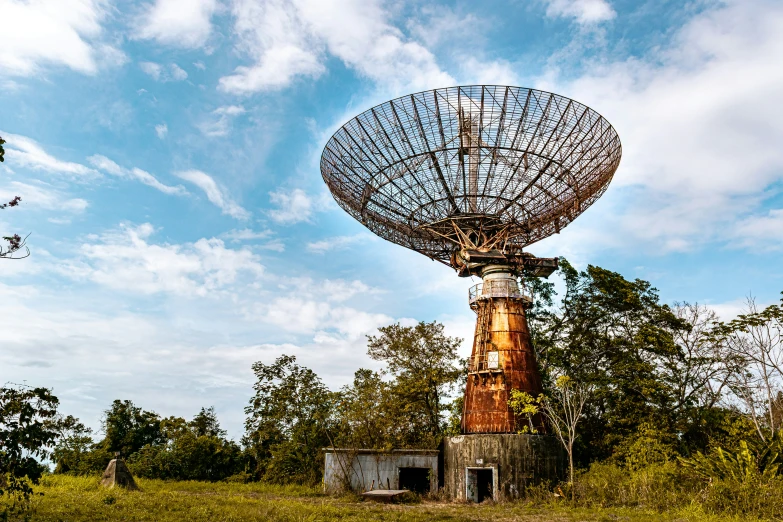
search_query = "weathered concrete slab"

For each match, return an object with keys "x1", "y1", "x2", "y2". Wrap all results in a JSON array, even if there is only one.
[{"x1": 360, "y1": 489, "x2": 409, "y2": 502}]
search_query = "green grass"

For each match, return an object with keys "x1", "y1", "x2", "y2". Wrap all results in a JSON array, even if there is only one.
[{"x1": 10, "y1": 475, "x2": 773, "y2": 522}]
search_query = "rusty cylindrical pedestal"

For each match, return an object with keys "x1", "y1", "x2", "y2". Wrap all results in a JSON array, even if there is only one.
[{"x1": 461, "y1": 265, "x2": 544, "y2": 434}]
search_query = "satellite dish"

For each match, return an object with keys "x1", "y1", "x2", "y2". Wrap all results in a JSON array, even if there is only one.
[
  {"x1": 321, "y1": 86, "x2": 621, "y2": 434},
  {"x1": 321, "y1": 85, "x2": 621, "y2": 276}
]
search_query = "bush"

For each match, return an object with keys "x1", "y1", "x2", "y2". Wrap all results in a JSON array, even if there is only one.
[
  {"x1": 701, "y1": 476, "x2": 783, "y2": 518},
  {"x1": 567, "y1": 461, "x2": 697, "y2": 511}
]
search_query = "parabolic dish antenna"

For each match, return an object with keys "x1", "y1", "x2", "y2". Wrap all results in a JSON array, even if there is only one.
[{"x1": 321, "y1": 85, "x2": 621, "y2": 274}]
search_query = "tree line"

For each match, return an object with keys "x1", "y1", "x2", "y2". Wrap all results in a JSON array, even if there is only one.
[{"x1": 2, "y1": 260, "x2": 783, "y2": 512}]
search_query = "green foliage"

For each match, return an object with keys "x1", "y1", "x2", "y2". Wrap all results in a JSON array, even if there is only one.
[
  {"x1": 508, "y1": 390, "x2": 541, "y2": 434},
  {"x1": 51, "y1": 416, "x2": 110, "y2": 475},
  {"x1": 568, "y1": 461, "x2": 693, "y2": 511},
  {"x1": 0, "y1": 384, "x2": 62, "y2": 515},
  {"x1": 128, "y1": 431, "x2": 243, "y2": 482},
  {"x1": 334, "y1": 369, "x2": 407, "y2": 450},
  {"x1": 616, "y1": 422, "x2": 677, "y2": 470},
  {"x1": 530, "y1": 259, "x2": 697, "y2": 463},
  {"x1": 244, "y1": 355, "x2": 334, "y2": 485},
  {"x1": 52, "y1": 404, "x2": 244, "y2": 482},
  {"x1": 366, "y1": 321, "x2": 462, "y2": 444},
  {"x1": 443, "y1": 395, "x2": 464, "y2": 437},
  {"x1": 98, "y1": 400, "x2": 164, "y2": 458},
  {"x1": 680, "y1": 430, "x2": 783, "y2": 482}
]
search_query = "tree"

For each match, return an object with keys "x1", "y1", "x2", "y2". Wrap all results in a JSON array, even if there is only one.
[
  {"x1": 540, "y1": 375, "x2": 593, "y2": 496},
  {"x1": 367, "y1": 321, "x2": 462, "y2": 445},
  {"x1": 51, "y1": 415, "x2": 99, "y2": 475},
  {"x1": 190, "y1": 407, "x2": 226, "y2": 438},
  {"x1": 128, "y1": 409, "x2": 242, "y2": 482},
  {"x1": 715, "y1": 296, "x2": 783, "y2": 442},
  {"x1": 0, "y1": 384, "x2": 62, "y2": 514},
  {"x1": 530, "y1": 259, "x2": 689, "y2": 463},
  {"x1": 98, "y1": 400, "x2": 164, "y2": 458},
  {"x1": 244, "y1": 355, "x2": 334, "y2": 484}
]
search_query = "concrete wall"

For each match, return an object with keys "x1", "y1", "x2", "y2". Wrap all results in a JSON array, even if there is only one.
[
  {"x1": 323, "y1": 449, "x2": 438, "y2": 494},
  {"x1": 443, "y1": 434, "x2": 563, "y2": 501}
]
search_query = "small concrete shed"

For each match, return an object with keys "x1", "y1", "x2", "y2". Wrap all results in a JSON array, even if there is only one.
[{"x1": 323, "y1": 448, "x2": 438, "y2": 494}]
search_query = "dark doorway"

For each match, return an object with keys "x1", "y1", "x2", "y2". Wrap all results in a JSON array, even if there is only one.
[
  {"x1": 476, "y1": 468, "x2": 493, "y2": 502},
  {"x1": 398, "y1": 467, "x2": 430, "y2": 494}
]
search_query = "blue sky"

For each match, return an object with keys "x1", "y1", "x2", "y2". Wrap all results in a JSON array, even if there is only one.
[{"x1": 1, "y1": 0, "x2": 782, "y2": 439}]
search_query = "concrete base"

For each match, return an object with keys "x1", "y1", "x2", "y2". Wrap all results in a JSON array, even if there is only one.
[{"x1": 442, "y1": 434, "x2": 563, "y2": 501}]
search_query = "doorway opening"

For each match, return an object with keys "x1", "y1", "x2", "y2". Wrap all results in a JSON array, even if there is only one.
[
  {"x1": 398, "y1": 467, "x2": 430, "y2": 493},
  {"x1": 466, "y1": 467, "x2": 494, "y2": 502}
]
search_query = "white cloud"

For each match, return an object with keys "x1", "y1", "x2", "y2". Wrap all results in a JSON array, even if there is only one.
[
  {"x1": 198, "y1": 105, "x2": 245, "y2": 137},
  {"x1": 223, "y1": 228, "x2": 272, "y2": 241},
  {"x1": 134, "y1": 0, "x2": 220, "y2": 49},
  {"x1": 245, "y1": 277, "x2": 388, "y2": 336},
  {"x1": 193, "y1": 60, "x2": 206, "y2": 70},
  {"x1": 139, "y1": 61, "x2": 188, "y2": 82},
  {"x1": 169, "y1": 63, "x2": 188, "y2": 81},
  {"x1": 543, "y1": 0, "x2": 616, "y2": 25},
  {"x1": 87, "y1": 154, "x2": 187, "y2": 195},
  {"x1": 0, "y1": 181, "x2": 88, "y2": 213},
  {"x1": 535, "y1": 0, "x2": 783, "y2": 255},
  {"x1": 155, "y1": 123, "x2": 168, "y2": 139},
  {"x1": 219, "y1": 0, "x2": 453, "y2": 94},
  {"x1": 1, "y1": 133, "x2": 97, "y2": 178},
  {"x1": 0, "y1": 0, "x2": 124, "y2": 76},
  {"x1": 129, "y1": 168, "x2": 188, "y2": 196},
  {"x1": 62, "y1": 223, "x2": 264, "y2": 296},
  {"x1": 174, "y1": 169, "x2": 250, "y2": 220},
  {"x1": 307, "y1": 233, "x2": 373, "y2": 253},
  {"x1": 730, "y1": 209, "x2": 783, "y2": 250},
  {"x1": 267, "y1": 188, "x2": 314, "y2": 224},
  {"x1": 86, "y1": 154, "x2": 123, "y2": 176},
  {"x1": 222, "y1": 228, "x2": 284, "y2": 251}
]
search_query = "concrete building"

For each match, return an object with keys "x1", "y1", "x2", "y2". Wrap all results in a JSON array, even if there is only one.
[
  {"x1": 442, "y1": 434, "x2": 563, "y2": 501},
  {"x1": 323, "y1": 449, "x2": 438, "y2": 494}
]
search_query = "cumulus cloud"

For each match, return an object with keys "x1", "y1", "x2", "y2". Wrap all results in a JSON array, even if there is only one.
[
  {"x1": 1, "y1": 133, "x2": 97, "y2": 178},
  {"x1": 0, "y1": 0, "x2": 124, "y2": 76},
  {"x1": 62, "y1": 223, "x2": 264, "y2": 296},
  {"x1": 133, "y1": 0, "x2": 220, "y2": 49},
  {"x1": 198, "y1": 105, "x2": 245, "y2": 137},
  {"x1": 88, "y1": 154, "x2": 187, "y2": 195},
  {"x1": 139, "y1": 61, "x2": 188, "y2": 82},
  {"x1": 267, "y1": 188, "x2": 315, "y2": 224},
  {"x1": 174, "y1": 169, "x2": 250, "y2": 220},
  {"x1": 219, "y1": 0, "x2": 453, "y2": 94},
  {"x1": 543, "y1": 0, "x2": 616, "y2": 25},
  {"x1": 730, "y1": 209, "x2": 783, "y2": 251},
  {"x1": 535, "y1": 0, "x2": 783, "y2": 255}
]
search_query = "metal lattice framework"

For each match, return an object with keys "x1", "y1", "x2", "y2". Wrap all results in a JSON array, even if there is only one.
[{"x1": 321, "y1": 85, "x2": 621, "y2": 266}]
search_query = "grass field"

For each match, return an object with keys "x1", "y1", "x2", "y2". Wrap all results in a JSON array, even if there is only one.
[{"x1": 8, "y1": 475, "x2": 770, "y2": 522}]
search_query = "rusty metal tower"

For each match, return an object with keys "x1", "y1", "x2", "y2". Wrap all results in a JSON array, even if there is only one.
[{"x1": 321, "y1": 85, "x2": 621, "y2": 434}]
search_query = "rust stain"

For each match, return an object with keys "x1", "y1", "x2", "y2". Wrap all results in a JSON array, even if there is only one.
[{"x1": 461, "y1": 296, "x2": 545, "y2": 434}]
